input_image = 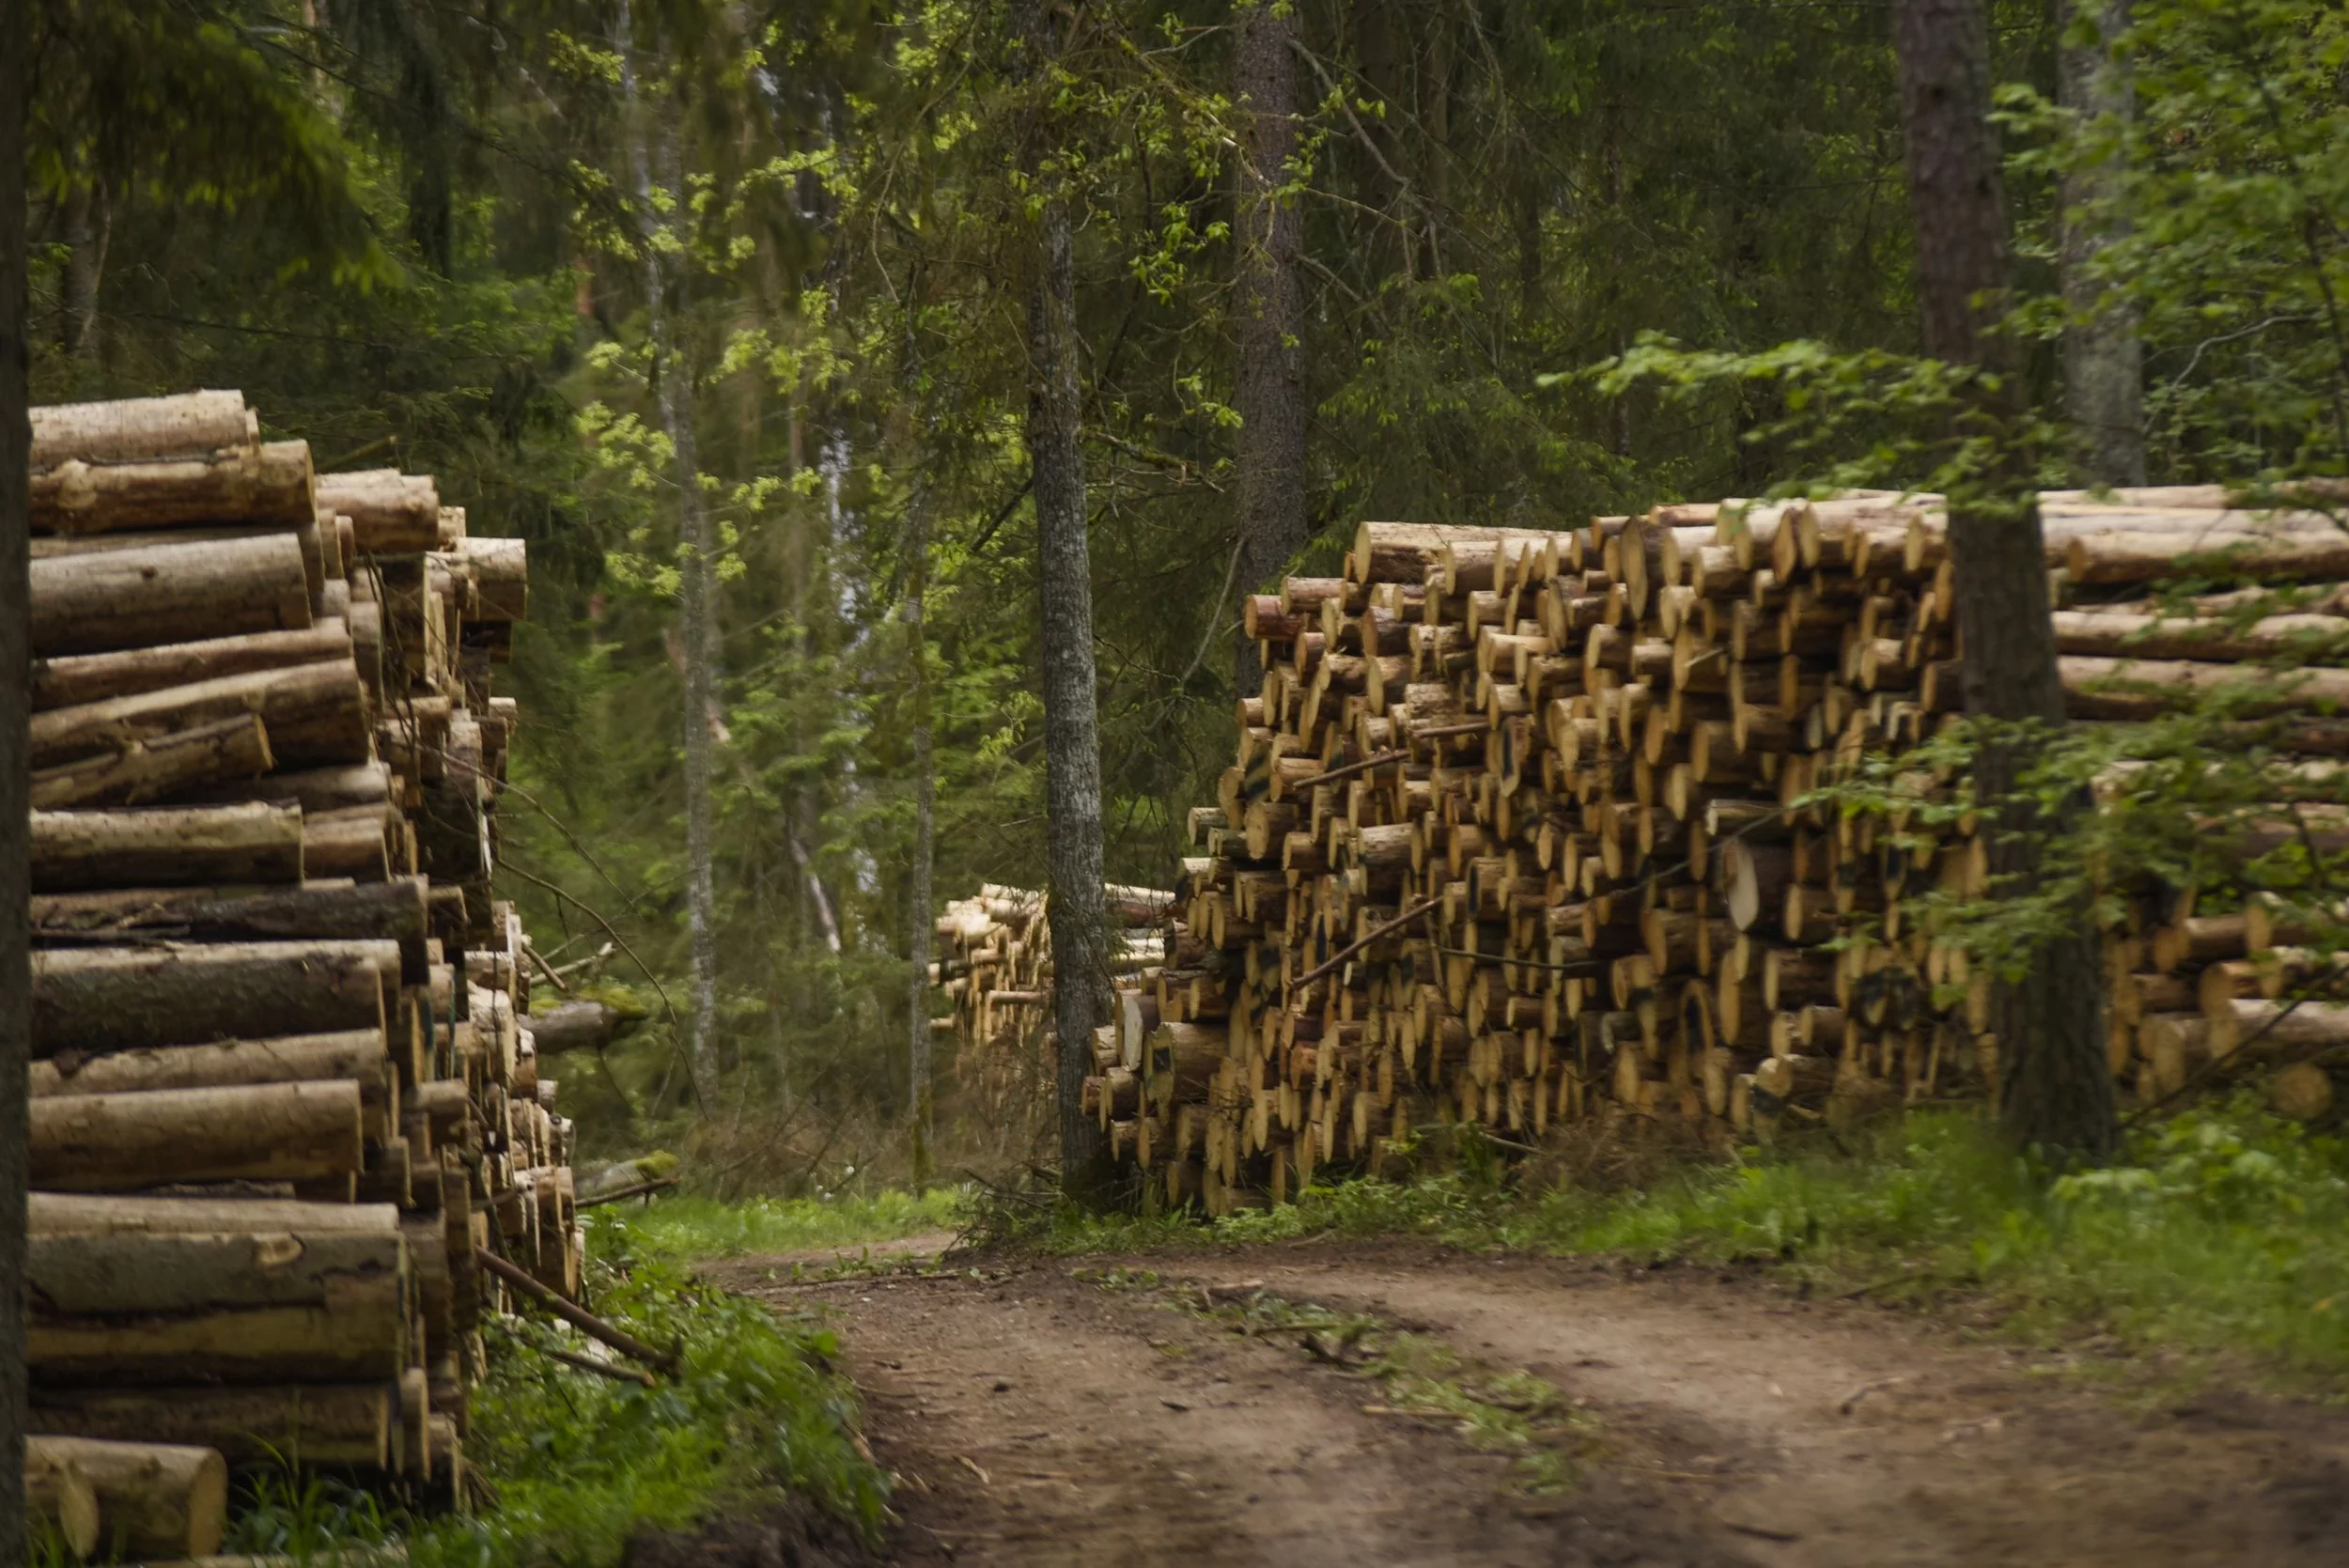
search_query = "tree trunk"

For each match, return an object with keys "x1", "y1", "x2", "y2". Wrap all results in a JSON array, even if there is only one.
[
  {"x1": 2058, "y1": 0, "x2": 2144, "y2": 487},
  {"x1": 1892, "y1": 0, "x2": 2114, "y2": 1161},
  {"x1": 58, "y1": 179, "x2": 107, "y2": 365},
  {"x1": 903, "y1": 445, "x2": 937, "y2": 1188},
  {"x1": 1, "y1": 3, "x2": 31, "y2": 1551},
  {"x1": 1017, "y1": 0, "x2": 1112, "y2": 1198},
  {"x1": 618, "y1": 0, "x2": 721, "y2": 1114},
  {"x1": 33, "y1": 621, "x2": 353, "y2": 711},
  {"x1": 1232, "y1": 1, "x2": 1310, "y2": 699}
]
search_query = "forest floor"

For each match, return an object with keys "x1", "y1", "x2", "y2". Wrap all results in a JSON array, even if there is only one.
[{"x1": 704, "y1": 1234, "x2": 2349, "y2": 1568}]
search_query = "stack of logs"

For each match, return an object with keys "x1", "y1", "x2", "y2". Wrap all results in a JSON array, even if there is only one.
[
  {"x1": 20, "y1": 389, "x2": 582, "y2": 1551},
  {"x1": 935, "y1": 883, "x2": 1173, "y2": 1126},
  {"x1": 1107, "y1": 485, "x2": 2349, "y2": 1213}
]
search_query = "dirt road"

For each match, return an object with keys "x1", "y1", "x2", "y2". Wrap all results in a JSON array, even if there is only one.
[{"x1": 715, "y1": 1240, "x2": 2349, "y2": 1567}]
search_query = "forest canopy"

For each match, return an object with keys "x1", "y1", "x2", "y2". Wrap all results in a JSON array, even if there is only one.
[{"x1": 21, "y1": 0, "x2": 2349, "y2": 1176}]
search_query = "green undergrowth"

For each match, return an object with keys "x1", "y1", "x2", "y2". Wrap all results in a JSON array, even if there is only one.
[
  {"x1": 106, "y1": 1211, "x2": 893, "y2": 1568},
  {"x1": 1040, "y1": 1102, "x2": 2349, "y2": 1394},
  {"x1": 630, "y1": 1186, "x2": 965, "y2": 1260}
]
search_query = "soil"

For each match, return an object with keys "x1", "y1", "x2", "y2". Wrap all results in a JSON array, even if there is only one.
[{"x1": 710, "y1": 1237, "x2": 2349, "y2": 1567}]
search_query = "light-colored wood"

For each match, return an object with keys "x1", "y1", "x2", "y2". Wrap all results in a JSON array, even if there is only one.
[
  {"x1": 31, "y1": 1079, "x2": 366, "y2": 1189},
  {"x1": 34, "y1": 620, "x2": 354, "y2": 710},
  {"x1": 316, "y1": 470, "x2": 441, "y2": 553},
  {"x1": 31, "y1": 1029, "x2": 388, "y2": 1100},
  {"x1": 33, "y1": 440, "x2": 315, "y2": 533},
  {"x1": 31, "y1": 532, "x2": 312, "y2": 656},
  {"x1": 30, "y1": 801, "x2": 303, "y2": 892},
  {"x1": 24, "y1": 1441, "x2": 102, "y2": 1558},
  {"x1": 26, "y1": 1436, "x2": 229, "y2": 1559},
  {"x1": 30, "y1": 390, "x2": 254, "y2": 471},
  {"x1": 30, "y1": 659, "x2": 372, "y2": 770},
  {"x1": 29, "y1": 712, "x2": 273, "y2": 809}
]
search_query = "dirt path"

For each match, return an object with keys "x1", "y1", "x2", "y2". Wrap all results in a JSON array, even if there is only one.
[{"x1": 715, "y1": 1241, "x2": 2349, "y2": 1567}]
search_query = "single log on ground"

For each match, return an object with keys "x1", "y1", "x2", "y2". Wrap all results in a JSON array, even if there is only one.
[
  {"x1": 29, "y1": 1384, "x2": 393, "y2": 1467},
  {"x1": 524, "y1": 999, "x2": 620, "y2": 1055},
  {"x1": 31, "y1": 660, "x2": 372, "y2": 770},
  {"x1": 29, "y1": 1226, "x2": 408, "y2": 1385},
  {"x1": 31, "y1": 1079, "x2": 366, "y2": 1189},
  {"x1": 34, "y1": 621, "x2": 354, "y2": 710},
  {"x1": 31, "y1": 940, "x2": 396, "y2": 1056},
  {"x1": 29, "y1": 713, "x2": 272, "y2": 809},
  {"x1": 316, "y1": 470, "x2": 441, "y2": 553},
  {"x1": 31, "y1": 877, "x2": 428, "y2": 980},
  {"x1": 31, "y1": 533, "x2": 312, "y2": 656},
  {"x1": 32, "y1": 1030, "x2": 388, "y2": 1102},
  {"x1": 30, "y1": 802, "x2": 303, "y2": 892},
  {"x1": 26, "y1": 1436, "x2": 228, "y2": 1559},
  {"x1": 24, "y1": 1441, "x2": 101, "y2": 1558},
  {"x1": 30, "y1": 390, "x2": 255, "y2": 470},
  {"x1": 33, "y1": 441, "x2": 315, "y2": 534}
]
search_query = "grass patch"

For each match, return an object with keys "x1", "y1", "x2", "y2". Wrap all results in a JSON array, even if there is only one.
[
  {"x1": 630, "y1": 1185, "x2": 964, "y2": 1260},
  {"x1": 1035, "y1": 1102, "x2": 2349, "y2": 1392}
]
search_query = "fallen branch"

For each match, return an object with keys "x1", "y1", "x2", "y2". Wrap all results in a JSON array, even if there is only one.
[
  {"x1": 1293, "y1": 899, "x2": 1439, "y2": 988},
  {"x1": 576, "y1": 1174, "x2": 683, "y2": 1210},
  {"x1": 475, "y1": 1246, "x2": 682, "y2": 1376}
]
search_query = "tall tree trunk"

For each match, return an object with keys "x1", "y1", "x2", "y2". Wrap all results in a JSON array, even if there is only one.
[
  {"x1": 59, "y1": 178, "x2": 105, "y2": 365},
  {"x1": 1892, "y1": 0, "x2": 2114, "y2": 1162},
  {"x1": 903, "y1": 442, "x2": 937, "y2": 1189},
  {"x1": 617, "y1": 4, "x2": 720, "y2": 1113},
  {"x1": 1, "y1": 0, "x2": 31, "y2": 1549},
  {"x1": 2058, "y1": 0, "x2": 2144, "y2": 487},
  {"x1": 1016, "y1": 0, "x2": 1112, "y2": 1199},
  {"x1": 1232, "y1": 1, "x2": 1309, "y2": 699}
]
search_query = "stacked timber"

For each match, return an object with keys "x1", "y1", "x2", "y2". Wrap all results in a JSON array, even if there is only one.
[
  {"x1": 22, "y1": 391, "x2": 577, "y2": 1517},
  {"x1": 935, "y1": 882, "x2": 1174, "y2": 1123},
  {"x1": 1101, "y1": 486, "x2": 2349, "y2": 1212}
]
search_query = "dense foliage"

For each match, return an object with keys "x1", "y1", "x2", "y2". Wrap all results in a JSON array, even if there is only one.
[{"x1": 24, "y1": 0, "x2": 2349, "y2": 1174}]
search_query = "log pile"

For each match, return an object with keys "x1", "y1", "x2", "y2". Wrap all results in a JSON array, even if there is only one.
[
  {"x1": 1104, "y1": 486, "x2": 2349, "y2": 1212},
  {"x1": 934, "y1": 883, "x2": 1174, "y2": 1123},
  {"x1": 22, "y1": 390, "x2": 579, "y2": 1520}
]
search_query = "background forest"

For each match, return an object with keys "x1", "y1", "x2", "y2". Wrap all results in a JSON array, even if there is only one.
[{"x1": 23, "y1": 0, "x2": 2349, "y2": 1187}]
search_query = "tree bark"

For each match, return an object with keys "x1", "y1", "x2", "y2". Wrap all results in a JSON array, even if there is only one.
[
  {"x1": 58, "y1": 179, "x2": 107, "y2": 365},
  {"x1": 1892, "y1": 0, "x2": 2114, "y2": 1161},
  {"x1": 29, "y1": 390, "x2": 251, "y2": 471},
  {"x1": 312, "y1": 470, "x2": 440, "y2": 554},
  {"x1": 32, "y1": 941, "x2": 396, "y2": 1057},
  {"x1": 29, "y1": 711, "x2": 273, "y2": 809},
  {"x1": 30, "y1": 878, "x2": 429, "y2": 980},
  {"x1": 0, "y1": 2, "x2": 30, "y2": 1549},
  {"x1": 27, "y1": 1384, "x2": 392, "y2": 1468},
  {"x1": 31, "y1": 1079, "x2": 366, "y2": 1190},
  {"x1": 2058, "y1": 0, "x2": 2144, "y2": 487},
  {"x1": 29, "y1": 660, "x2": 373, "y2": 771},
  {"x1": 32, "y1": 441, "x2": 316, "y2": 534},
  {"x1": 1017, "y1": 0, "x2": 1112, "y2": 1198},
  {"x1": 618, "y1": 0, "x2": 721, "y2": 1114},
  {"x1": 29, "y1": 801, "x2": 304, "y2": 892},
  {"x1": 30, "y1": 1029, "x2": 387, "y2": 1102},
  {"x1": 29, "y1": 533, "x2": 313, "y2": 657},
  {"x1": 1232, "y1": 2, "x2": 1310, "y2": 698},
  {"x1": 903, "y1": 437, "x2": 937, "y2": 1188},
  {"x1": 34, "y1": 621, "x2": 353, "y2": 711}
]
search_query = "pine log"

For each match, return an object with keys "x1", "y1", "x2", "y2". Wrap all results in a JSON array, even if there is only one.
[
  {"x1": 2272, "y1": 1061, "x2": 2336, "y2": 1122},
  {"x1": 33, "y1": 621, "x2": 354, "y2": 711},
  {"x1": 31, "y1": 534, "x2": 313, "y2": 656},
  {"x1": 30, "y1": 802, "x2": 303, "y2": 892},
  {"x1": 29, "y1": 1224, "x2": 408, "y2": 1384},
  {"x1": 2061, "y1": 655, "x2": 2349, "y2": 719},
  {"x1": 2207, "y1": 998, "x2": 2349, "y2": 1061},
  {"x1": 304, "y1": 806, "x2": 394, "y2": 881},
  {"x1": 32, "y1": 1029, "x2": 388, "y2": 1103},
  {"x1": 183, "y1": 760, "x2": 393, "y2": 815},
  {"x1": 29, "y1": 1192, "x2": 400, "y2": 1235},
  {"x1": 30, "y1": 660, "x2": 372, "y2": 770},
  {"x1": 2049, "y1": 609, "x2": 2349, "y2": 663},
  {"x1": 29, "y1": 713, "x2": 272, "y2": 809},
  {"x1": 31, "y1": 1079, "x2": 366, "y2": 1189},
  {"x1": 33, "y1": 520, "x2": 328, "y2": 599},
  {"x1": 524, "y1": 999, "x2": 620, "y2": 1055},
  {"x1": 2067, "y1": 529, "x2": 2349, "y2": 586},
  {"x1": 25, "y1": 1436, "x2": 228, "y2": 1559},
  {"x1": 32, "y1": 940, "x2": 397, "y2": 1056},
  {"x1": 24, "y1": 1440, "x2": 102, "y2": 1559},
  {"x1": 30, "y1": 390, "x2": 255, "y2": 470},
  {"x1": 33, "y1": 441, "x2": 316, "y2": 533},
  {"x1": 456, "y1": 536, "x2": 527, "y2": 621},
  {"x1": 27, "y1": 1385, "x2": 392, "y2": 1467},
  {"x1": 316, "y1": 470, "x2": 441, "y2": 554},
  {"x1": 31, "y1": 877, "x2": 429, "y2": 980}
]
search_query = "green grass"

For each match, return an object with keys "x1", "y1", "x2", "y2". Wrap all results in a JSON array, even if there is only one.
[
  {"x1": 628, "y1": 1186, "x2": 965, "y2": 1260},
  {"x1": 148, "y1": 1211, "x2": 892, "y2": 1568},
  {"x1": 1031, "y1": 1102, "x2": 2349, "y2": 1392}
]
